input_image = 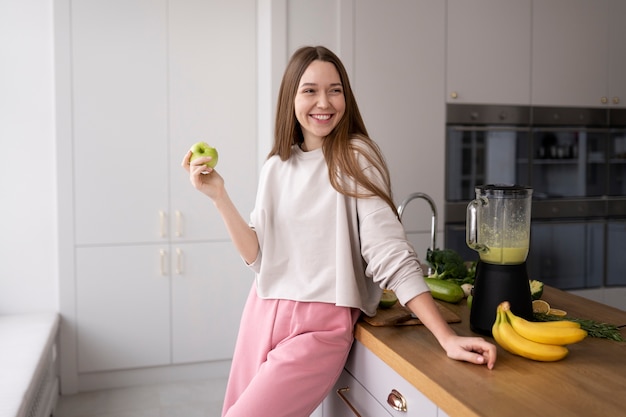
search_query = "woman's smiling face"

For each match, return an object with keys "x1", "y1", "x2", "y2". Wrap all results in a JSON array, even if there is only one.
[{"x1": 294, "y1": 60, "x2": 346, "y2": 148}]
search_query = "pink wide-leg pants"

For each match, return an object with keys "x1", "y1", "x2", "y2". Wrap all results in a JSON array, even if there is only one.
[{"x1": 222, "y1": 284, "x2": 360, "y2": 417}]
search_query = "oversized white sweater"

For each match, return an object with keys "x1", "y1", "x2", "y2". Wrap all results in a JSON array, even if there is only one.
[{"x1": 247, "y1": 143, "x2": 429, "y2": 316}]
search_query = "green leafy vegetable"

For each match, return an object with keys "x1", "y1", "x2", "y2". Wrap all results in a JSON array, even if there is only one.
[{"x1": 426, "y1": 248, "x2": 472, "y2": 282}]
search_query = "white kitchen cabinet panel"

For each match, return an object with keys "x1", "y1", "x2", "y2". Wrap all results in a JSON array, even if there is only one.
[
  {"x1": 72, "y1": 0, "x2": 169, "y2": 246},
  {"x1": 608, "y1": 0, "x2": 626, "y2": 107},
  {"x1": 72, "y1": 0, "x2": 257, "y2": 247},
  {"x1": 171, "y1": 241, "x2": 251, "y2": 364},
  {"x1": 446, "y1": 0, "x2": 532, "y2": 105},
  {"x1": 345, "y1": 341, "x2": 439, "y2": 417},
  {"x1": 321, "y1": 341, "x2": 441, "y2": 416},
  {"x1": 76, "y1": 241, "x2": 252, "y2": 373},
  {"x1": 60, "y1": 0, "x2": 259, "y2": 391},
  {"x1": 531, "y1": 0, "x2": 610, "y2": 107},
  {"x1": 353, "y1": 0, "x2": 446, "y2": 238},
  {"x1": 76, "y1": 245, "x2": 171, "y2": 373},
  {"x1": 168, "y1": 0, "x2": 257, "y2": 242}
]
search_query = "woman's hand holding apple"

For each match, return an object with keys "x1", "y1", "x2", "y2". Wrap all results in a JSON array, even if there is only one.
[{"x1": 182, "y1": 149, "x2": 225, "y2": 202}]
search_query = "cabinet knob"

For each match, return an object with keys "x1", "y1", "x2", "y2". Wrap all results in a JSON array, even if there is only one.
[
  {"x1": 601, "y1": 96, "x2": 608, "y2": 104},
  {"x1": 387, "y1": 389, "x2": 408, "y2": 412},
  {"x1": 613, "y1": 96, "x2": 620, "y2": 105},
  {"x1": 450, "y1": 91, "x2": 458, "y2": 99}
]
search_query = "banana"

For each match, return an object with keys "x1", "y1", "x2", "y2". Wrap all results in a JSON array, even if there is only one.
[
  {"x1": 491, "y1": 308, "x2": 514, "y2": 353},
  {"x1": 502, "y1": 301, "x2": 587, "y2": 345},
  {"x1": 493, "y1": 304, "x2": 570, "y2": 362},
  {"x1": 535, "y1": 320, "x2": 581, "y2": 329}
]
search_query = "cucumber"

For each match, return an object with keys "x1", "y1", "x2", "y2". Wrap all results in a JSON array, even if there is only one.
[{"x1": 424, "y1": 277, "x2": 465, "y2": 303}]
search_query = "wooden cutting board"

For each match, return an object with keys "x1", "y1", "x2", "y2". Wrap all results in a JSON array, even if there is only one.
[{"x1": 362, "y1": 300, "x2": 461, "y2": 326}]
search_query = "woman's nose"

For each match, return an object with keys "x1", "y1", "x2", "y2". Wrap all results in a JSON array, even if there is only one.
[{"x1": 316, "y1": 94, "x2": 330, "y2": 108}]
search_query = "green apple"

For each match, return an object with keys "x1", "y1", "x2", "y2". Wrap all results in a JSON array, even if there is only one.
[{"x1": 189, "y1": 142, "x2": 218, "y2": 168}]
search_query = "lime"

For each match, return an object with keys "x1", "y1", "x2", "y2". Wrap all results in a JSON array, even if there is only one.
[
  {"x1": 379, "y1": 290, "x2": 398, "y2": 309},
  {"x1": 548, "y1": 308, "x2": 567, "y2": 317},
  {"x1": 532, "y1": 299, "x2": 551, "y2": 314}
]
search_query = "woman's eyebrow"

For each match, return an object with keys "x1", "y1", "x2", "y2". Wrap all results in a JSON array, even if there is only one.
[{"x1": 299, "y1": 82, "x2": 343, "y2": 87}]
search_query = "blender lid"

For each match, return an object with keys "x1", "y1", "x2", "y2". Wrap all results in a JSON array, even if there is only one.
[{"x1": 476, "y1": 184, "x2": 533, "y2": 198}]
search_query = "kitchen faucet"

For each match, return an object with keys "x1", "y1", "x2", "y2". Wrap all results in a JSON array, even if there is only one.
[{"x1": 397, "y1": 192, "x2": 438, "y2": 275}]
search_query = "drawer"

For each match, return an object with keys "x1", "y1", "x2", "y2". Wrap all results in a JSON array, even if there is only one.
[
  {"x1": 344, "y1": 341, "x2": 440, "y2": 417},
  {"x1": 323, "y1": 368, "x2": 392, "y2": 417}
]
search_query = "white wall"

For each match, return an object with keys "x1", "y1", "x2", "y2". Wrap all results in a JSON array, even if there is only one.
[{"x1": 0, "y1": 0, "x2": 58, "y2": 314}]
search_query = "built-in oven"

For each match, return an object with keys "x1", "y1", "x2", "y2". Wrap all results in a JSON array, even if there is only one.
[{"x1": 445, "y1": 104, "x2": 626, "y2": 290}]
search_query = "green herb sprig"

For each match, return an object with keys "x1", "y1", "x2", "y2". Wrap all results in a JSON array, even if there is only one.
[{"x1": 534, "y1": 313, "x2": 625, "y2": 342}]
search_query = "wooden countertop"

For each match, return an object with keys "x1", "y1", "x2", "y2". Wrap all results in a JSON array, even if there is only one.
[{"x1": 354, "y1": 286, "x2": 626, "y2": 417}]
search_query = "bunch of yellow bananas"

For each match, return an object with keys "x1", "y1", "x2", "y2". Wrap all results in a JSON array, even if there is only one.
[{"x1": 492, "y1": 301, "x2": 587, "y2": 362}]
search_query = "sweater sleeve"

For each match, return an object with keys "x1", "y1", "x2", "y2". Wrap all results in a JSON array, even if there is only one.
[
  {"x1": 357, "y1": 198, "x2": 430, "y2": 306},
  {"x1": 351, "y1": 139, "x2": 430, "y2": 306}
]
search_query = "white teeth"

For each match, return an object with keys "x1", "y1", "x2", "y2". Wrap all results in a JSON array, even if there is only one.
[{"x1": 312, "y1": 114, "x2": 331, "y2": 120}]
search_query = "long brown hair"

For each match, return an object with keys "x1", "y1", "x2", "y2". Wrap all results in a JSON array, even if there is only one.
[{"x1": 268, "y1": 45, "x2": 397, "y2": 217}]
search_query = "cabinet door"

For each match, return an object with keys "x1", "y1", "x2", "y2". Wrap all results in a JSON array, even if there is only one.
[
  {"x1": 171, "y1": 242, "x2": 252, "y2": 364},
  {"x1": 532, "y1": 0, "x2": 609, "y2": 107},
  {"x1": 447, "y1": 0, "x2": 532, "y2": 105},
  {"x1": 607, "y1": 221, "x2": 626, "y2": 286},
  {"x1": 353, "y1": 0, "x2": 446, "y2": 238},
  {"x1": 608, "y1": 0, "x2": 626, "y2": 107},
  {"x1": 76, "y1": 245, "x2": 171, "y2": 373},
  {"x1": 168, "y1": 0, "x2": 257, "y2": 242},
  {"x1": 72, "y1": 0, "x2": 169, "y2": 245},
  {"x1": 528, "y1": 221, "x2": 604, "y2": 289}
]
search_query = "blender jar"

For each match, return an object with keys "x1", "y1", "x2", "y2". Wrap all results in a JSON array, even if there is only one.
[{"x1": 467, "y1": 184, "x2": 533, "y2": 265}]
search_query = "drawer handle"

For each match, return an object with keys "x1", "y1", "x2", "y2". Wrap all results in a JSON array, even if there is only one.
[
  {"x1": 387, "y1": 389, "x2": 407, "y2": 412},
  {"x1": 175, "y1": 210, "x2": 183, "y2": 237},
  {"x1": 159, "y1": 210, "x2": 167, "y2": 238},
  {"x1": 336, "y1": 387, "x2": 363, "y2": 417}
]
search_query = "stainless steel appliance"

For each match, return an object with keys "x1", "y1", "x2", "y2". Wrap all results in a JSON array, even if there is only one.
[{"x1": 445, "y1": 104, "x2": 626, "y2": 290}]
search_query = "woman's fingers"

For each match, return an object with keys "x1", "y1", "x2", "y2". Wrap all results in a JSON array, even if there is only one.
[{"x1": 181, "y1": 150, "x2": 192, "y2": 171}]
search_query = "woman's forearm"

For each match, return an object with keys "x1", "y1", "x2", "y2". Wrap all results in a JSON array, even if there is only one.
[
  {"x1": 213, "y1": 191, "x2": 259, "y2": 265},
  {"x1": 405, "y1": 292, "x2": 457, "y2": 345}
]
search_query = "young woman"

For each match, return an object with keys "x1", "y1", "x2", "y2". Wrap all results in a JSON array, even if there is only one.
[{"x1": 183, "y1": 45, "x2": 496, "y2": 417}]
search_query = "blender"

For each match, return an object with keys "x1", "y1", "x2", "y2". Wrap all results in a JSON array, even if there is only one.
[{"x1": 466, "y1": 184, "x2": 534, "y2": 335}]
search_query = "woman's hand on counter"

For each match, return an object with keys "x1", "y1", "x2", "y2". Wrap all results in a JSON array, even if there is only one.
[
  {"x1": 406, "y1": 292, "x2": 497, "y2": 369},
  {"x1": 439, "y1": 334, "x2": 497, "y2": 369}
]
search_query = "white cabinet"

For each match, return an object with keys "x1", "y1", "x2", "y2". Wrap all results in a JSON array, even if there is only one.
[
  {"x1": 446, "y1": 0, "x2": 626, "y2": 108},
  {"x1": 321, "y1": 341, "x2": 447, "y2": 416},
  {"x1": 350, "y1": 0, "x2": 447, "y2": 253},
  {"x1": 66, "y1": 0, "x2": 257, "y2": 378},
  {"x1": 608, "y1": 0, "x2": 626, "y2": 107},
  {"x1": 72, "y1": 0, "x2": 169, "y2": 246},
  {"x1": 446, "y1": 0, "x2": 532, "y2": 105},
  {"x1": 76, "y1": 242, "x2": 250, "y2": 372},
  {"x1": 76, "y1": 245, "x2": 171, "y2": 372},
  {"x1": 532, "y1": 0, "x2": 626, "y2": 108}
]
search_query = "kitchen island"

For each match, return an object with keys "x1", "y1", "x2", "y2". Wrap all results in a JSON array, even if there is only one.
[{"x1": 353, "y1": 286, "x2": 626, "y2": 417}]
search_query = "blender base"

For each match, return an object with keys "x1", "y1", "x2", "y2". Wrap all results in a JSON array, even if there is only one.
[{"x1": 469, "y1": 261, "x2": 533, "y2": 336}]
